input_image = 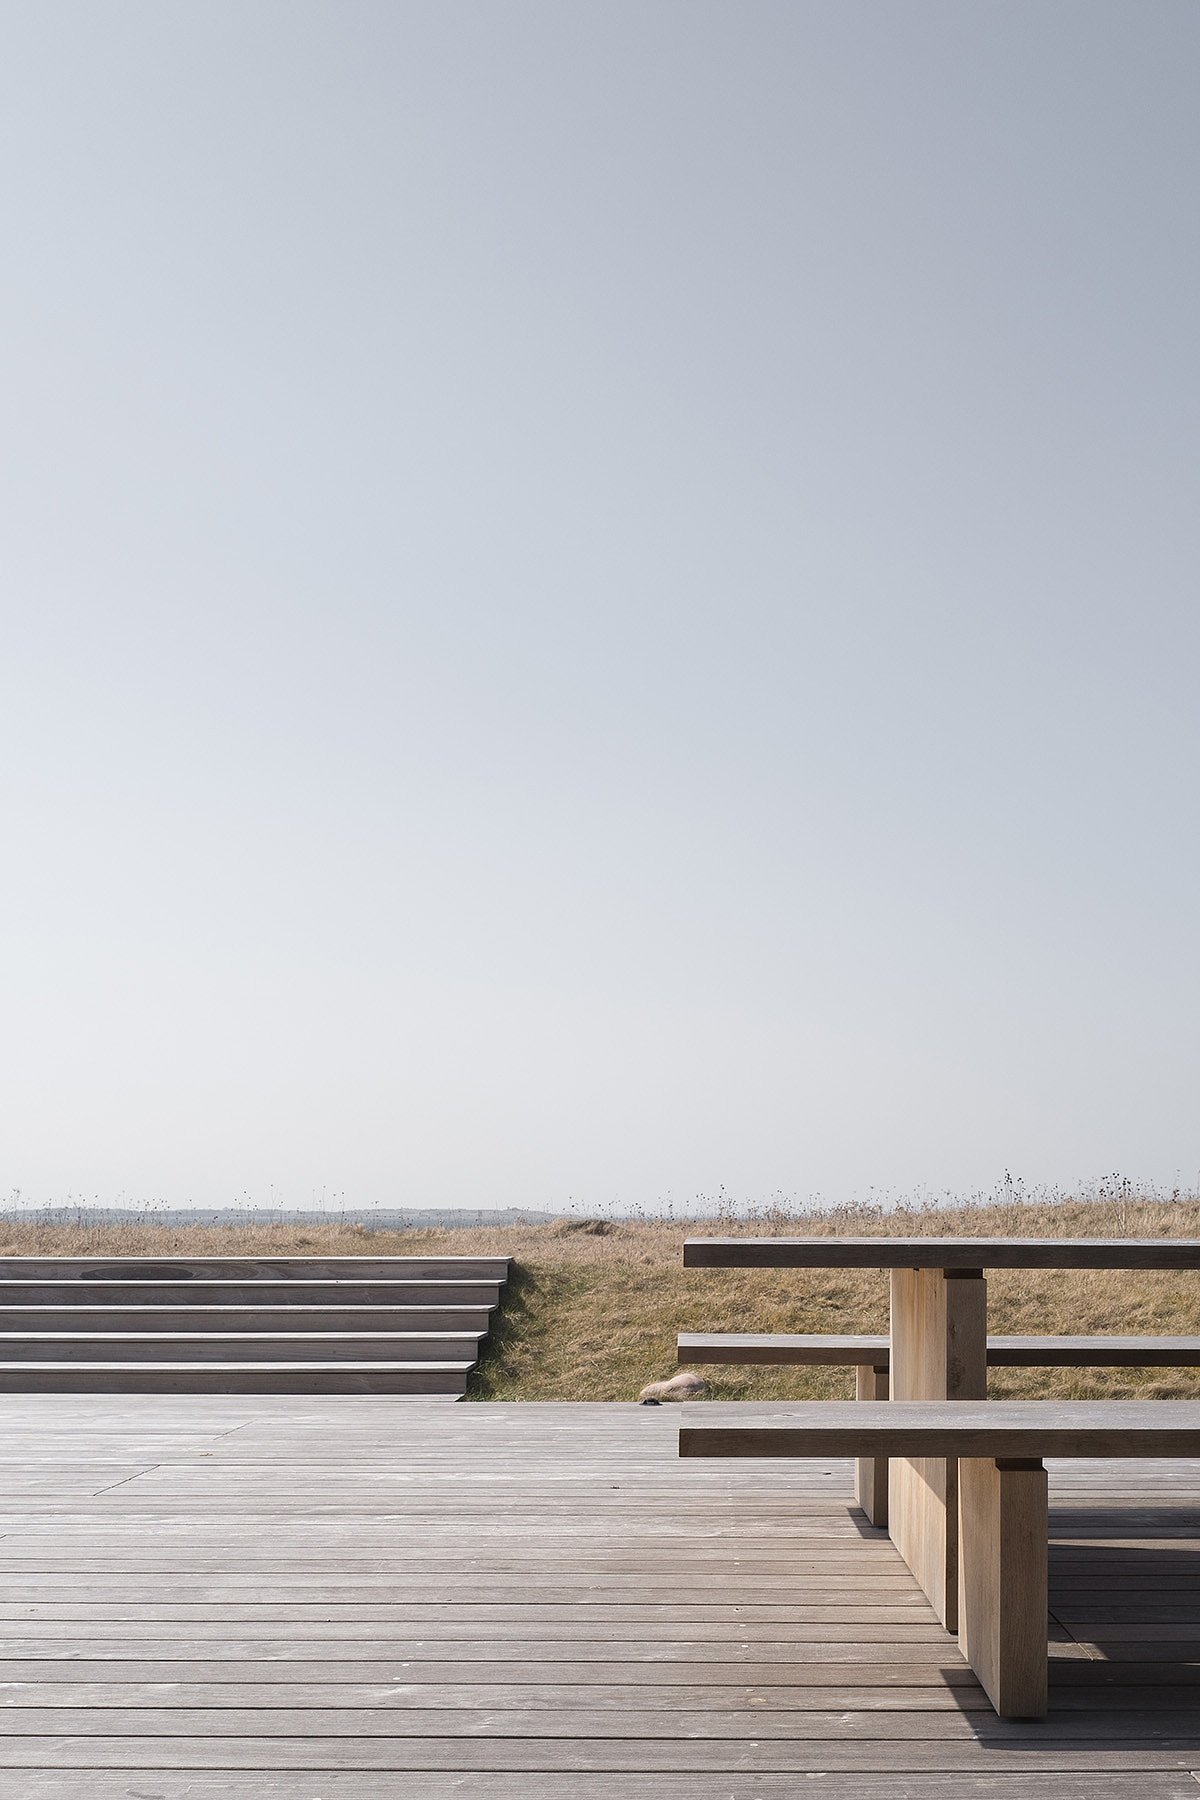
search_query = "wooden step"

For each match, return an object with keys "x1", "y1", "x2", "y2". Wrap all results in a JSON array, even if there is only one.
[
  {"x1": 0, "y1": 1361, "x2": 475, "y2": 1394},
  {"x1": 0, "y1": 1280, "x2": 502, "y2": 1306},
  {"x1": 0, "y1": 1305, "x2": 496, "y2": 1333},
  {"x1": 0, "y1": 1255, "x2": 512, "y2": 1398},
  {"x1": 0, "y1": 1332, "x2": 485, "y2": 1363},
  {"x1": 0, "y1": 1255, "x2": 512, "y2": 1281}
]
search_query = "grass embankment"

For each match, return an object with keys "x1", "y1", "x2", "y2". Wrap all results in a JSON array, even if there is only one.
[{"x1": 5, "y1": 1195, "x2": 1200, "y2": 1402}]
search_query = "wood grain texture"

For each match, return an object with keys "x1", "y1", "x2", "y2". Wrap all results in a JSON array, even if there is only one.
[
  {"x1": 0, "y1": 1362, "x2": 475, "y2": 1393},
  {"x1": 0, "y1": 1332, "x2": 485, "y2": 1362},
  {"x1": 854, "y1": 1362, "x2": 890, "y2": 1526},
  {"x1": 680, "y1": 1334, "x2": 1200, "y2": 1368},
  {"x1": 0, "y1": 1305, "x2": 496, "y2": 1332},
  {"x1": 681, "y1": 1333, "x2": 892, "y2": 1364},
  {"x1": 887, "y1": 1268, "x2": 987, "y2": 1630},
  {"x1": 0, "y1": 1257, "x2": 512, "y2": 1280},
  {"x1": 678, "y1": 1398, "x2": 1200, "y2": 1457},
  {"x1": 6, "y1": 1779, "x2": 1199, "y2": 1800},
  {"x1": 0, "y1": 1395, "x2": 1197, "y2": 1792},
  {"x1": 0, "y1": 1255, "x2": 509, "y2": 1397},
  {"x1": 958, "y1": 1457, "x2": 1049, "y2": 1719},
  {"x1": 683, "y1": 1236, "x2": 1200, "y2": 1269},
  {"x1": 0, "y1": 1281, "x2": 503, "y2": 1305}
]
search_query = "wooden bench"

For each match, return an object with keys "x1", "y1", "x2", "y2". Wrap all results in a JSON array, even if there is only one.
[
  {"x1": 679, "y1": 1397, "x2": 1200, "y2": 1720},
  {"x1": 678, "y1": 1332, "x2": 1200, "y2": 1527}
]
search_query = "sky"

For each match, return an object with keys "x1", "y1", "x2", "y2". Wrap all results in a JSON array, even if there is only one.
[{"x1": 2, "y1": 2, "x2": 1198, "y2": 1216}]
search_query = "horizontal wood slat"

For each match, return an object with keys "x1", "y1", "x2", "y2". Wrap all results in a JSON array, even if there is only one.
[
  {"x1": 679, "y1": 1333, "x2": 1200, "y2": 1368},
  {"x1": 0, "y1": 1257, "x2": 511, "y2": 1281},
  {"x1": 679, "y1": 1399, "x2": 1200, "y2": 1458},
  {"x1": 683, "y1": 1237, "x2": 1200, "y2": 1270}
]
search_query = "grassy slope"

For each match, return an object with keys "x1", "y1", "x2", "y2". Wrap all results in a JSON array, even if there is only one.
[{"x1": 5, "y1": 1195, "x2": 1200, "y2": 1401}]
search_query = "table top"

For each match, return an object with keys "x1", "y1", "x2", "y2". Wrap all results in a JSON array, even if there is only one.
[
  {"x1": 678, "y1": 1398, "x2": 1200, "y2": 1458},
  {"x1": 683, "y1": 1236, "x2": 1200, "y2": 1271}
]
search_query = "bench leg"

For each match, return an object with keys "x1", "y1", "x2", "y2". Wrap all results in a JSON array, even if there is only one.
[
  {"x1": 853, "y1": 1364, "x2": 889, "y2": 1526},
  {"x1": 957, "y1": 1456, "x2": 1048, "y2": 1719}
]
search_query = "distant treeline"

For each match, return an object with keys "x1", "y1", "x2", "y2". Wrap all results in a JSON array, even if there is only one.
[{"x1": 0, "y1": 1206, "x2": 555, "y2": 1229}]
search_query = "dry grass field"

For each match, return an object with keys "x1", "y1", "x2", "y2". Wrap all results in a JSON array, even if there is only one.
[{"x1": 5, "y1": 1194, "x2": 1200, "y2": 1402}]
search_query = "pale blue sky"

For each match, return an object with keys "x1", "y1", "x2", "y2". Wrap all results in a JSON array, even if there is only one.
[{"x1": 2, "y1": 2, "x2": 1198, "y2": 1214}]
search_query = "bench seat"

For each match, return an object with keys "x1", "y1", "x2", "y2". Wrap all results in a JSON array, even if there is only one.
[
  {"x1": 678, "y1": 1334, "x2": 1200, "y2": 1529},
  {"x1": 679, "y1": 1398, "x2": 1200, "y2": 1720},
  {"x1": 679, "y1": 1396, "x2": 1200, "y2": 1457},
  {"x1": 678, "y1": 1331, "x2": 1200, "y2": 1366}
]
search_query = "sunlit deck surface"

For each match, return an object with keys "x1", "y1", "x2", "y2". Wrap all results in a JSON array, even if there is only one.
[{"x1": 1, "y1": 1399, "x2": 1200, "y2": 1799}]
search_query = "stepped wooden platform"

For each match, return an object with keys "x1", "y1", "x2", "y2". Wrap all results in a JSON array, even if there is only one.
[
  {"x1": 0, "y1": 1398, "x2": 1198, "y2": 1796},
  {"x1": 0, "y1": 1256, "x2": 510, "y2": 1396}
]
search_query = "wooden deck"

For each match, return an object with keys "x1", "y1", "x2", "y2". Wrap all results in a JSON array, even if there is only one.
[{"x1": 0, "y1": 1400, "x2": 1199, "y2": 1798}]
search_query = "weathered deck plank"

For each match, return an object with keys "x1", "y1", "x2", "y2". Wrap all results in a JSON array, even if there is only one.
[{"x1": 9, "y1": 1775, "x2": 1200, "y2": 1800}]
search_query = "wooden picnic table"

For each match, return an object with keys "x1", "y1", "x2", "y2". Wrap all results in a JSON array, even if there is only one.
[{"x1": 682, "y1": 1236, "x2": 1200, "y2": 1628}]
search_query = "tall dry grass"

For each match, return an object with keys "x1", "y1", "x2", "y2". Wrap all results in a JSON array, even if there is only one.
[{"x1": 5, "y1": 1194, "x2": 1200, "y2": 1401}]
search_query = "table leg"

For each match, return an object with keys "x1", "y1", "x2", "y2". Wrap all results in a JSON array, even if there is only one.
[
  {"x1": 853, "y1": 1363, "x2": 889, "y2": 1526},
  {"x1": 888, "y1": 1266, "x2": 987, "y2": 1628},
  {"x1": 958, "y1": 1455, "x2": 1048, "y2": 1718}
]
